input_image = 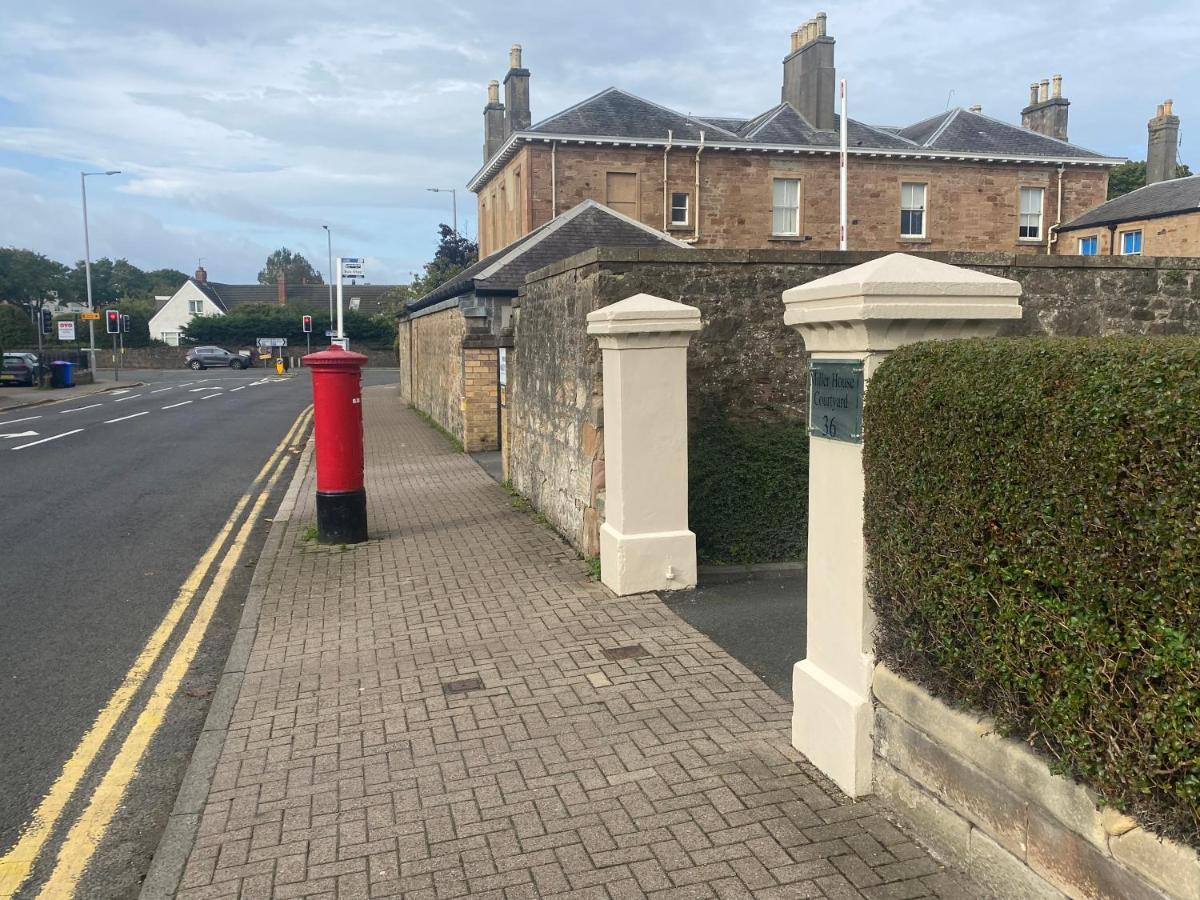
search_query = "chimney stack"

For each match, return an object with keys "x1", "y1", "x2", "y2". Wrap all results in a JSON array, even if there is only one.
[
  {"x1": 483, "y1": 79, "x2": 505, "y2": 160},
  {"x1": 503, "y1": 43, "x2": 531, "y2": 138},
  {"x1": 194, "y1": 265, "x2": 207, "y2": 284},
  {"x1": 781, "y1": 11, "x2": 836, "y2": 131},
  {"x1": 968, "y1": 104, "x2": 982, "y2": 114},
  {"x1": 276, "y1": 271, "x2": 286, "y2": 306},
  {"x1": 1021, "y1": 74, "x2": 1069, "y2": 142},
  {"x1": 1147, "y1": 99, "x2": 1181, "y2": 185}
]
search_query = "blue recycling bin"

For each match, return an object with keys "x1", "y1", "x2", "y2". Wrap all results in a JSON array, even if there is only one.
[{"x1": 51, "y1": 360, "x2": 74, "y2": 388}]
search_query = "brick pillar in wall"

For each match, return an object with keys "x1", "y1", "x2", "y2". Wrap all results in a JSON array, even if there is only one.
[{"x1": 461, "y1": 345, "x2": 500, "y2": 453}]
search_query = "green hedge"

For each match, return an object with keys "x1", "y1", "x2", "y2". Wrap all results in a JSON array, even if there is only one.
[
  {"x1": 689, "y1": 414, "x2": 808, "y2": 564},
  {"x1": 864, "y1": 337, "x2": 1200, "y2": 845}
]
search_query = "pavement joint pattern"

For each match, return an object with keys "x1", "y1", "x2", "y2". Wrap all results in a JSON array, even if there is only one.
[{"x1": 172, "y1": 387, "x2": 978, "y2": 899}]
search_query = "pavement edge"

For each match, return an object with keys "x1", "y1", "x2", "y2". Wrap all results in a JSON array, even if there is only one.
[{"x1": 137, "y1": 437, "x2": 315, "y2": 899}]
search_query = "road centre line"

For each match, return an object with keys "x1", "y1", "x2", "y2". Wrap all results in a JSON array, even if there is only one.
[
  {"x1": 112, "y1": 394, "x2": 142, "y2": 402},
  {"x1": 104, "y1": 411, "x2": 149, "y2": 424},
  {"x1": 59, "y1": 404, "x2": 101, "y2": 415},
  {"x1": 200, "y1": 393, "x2": 221, "y2": 400},
  {"x1": 150, "y1": 387, "x2": 173, "y2": 394},
  {"x1": 0, "y1": 415, "x2": 42, "y2": 425},
  {"x1": 0, "y1": 406, "x2": 313, "y2": 898},
  {"x1": 161, "y1": 401, "x2": 192, "y2": 410},
  {"x1": 11, "y1": 429, "x2": 84, "y2": 451},
  {"x1": 230, "y1": 386, "x2": 245, "y2": 392},
  {"x1": 29, "y1": 408, "x2": 312, "y2": 900},
  {"x1": 177, "y1": 382, "x2": 194, "y2": 387}
]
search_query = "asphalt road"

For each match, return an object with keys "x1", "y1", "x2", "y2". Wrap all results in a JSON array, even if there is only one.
[{"x1": 0, "y1": 366, "x2": 395, "y2": 898}]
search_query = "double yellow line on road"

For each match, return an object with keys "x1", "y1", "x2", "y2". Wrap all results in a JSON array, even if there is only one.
[{"x1": 0, "y1": 405, "x2": 312, "y2": 899}]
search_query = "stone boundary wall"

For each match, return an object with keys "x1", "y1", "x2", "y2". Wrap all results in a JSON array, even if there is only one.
[
  {"x1": 397, "y1": 306, "x2": 467, "y2": 441},
  {"x1": 509, "y1": 248, "x2": 1200, "y2": 554},
  {"x1": 873, "y1": 664, "x2": 1199, "y2": 900}
]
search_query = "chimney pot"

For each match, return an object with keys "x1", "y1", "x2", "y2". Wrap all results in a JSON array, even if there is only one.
[
  {"x1": 194, "y1": 265, "x2": 207, "y2": 283},
  {"x1": 816, "y1": 12, "x2": 827, "y2": 36},
  {"x1": 1051, "y1": 74, "x2": 1062, "y2": 98},
  {"x1": 1157, "y1": 103, "x2": 1165, "y2": 118},
  {"x1": 509, "y1": 43, "x2": 522, "y2": 69},
  {"x1": 790, "y1": 28, "x2": 799, "y2": 51},
  {"x1": 968, "y1": 104, "x2": 982, "y2": 113},
  {"x1": 487, "y1": 80, "x2": 499, "y2": 104},
  {"x1": 1038, "y1": 79, "x2": 1049, "y2": 102},
  {"x1": 1029, "y1": 82, "x2": 1040, "y2": 105},
  {"x1": 1164, "y1": 98, "x2": 1174, "y2": 116}
]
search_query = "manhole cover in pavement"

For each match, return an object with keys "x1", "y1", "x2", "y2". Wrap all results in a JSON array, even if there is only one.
[
  {"x1": 601, "y1": 644, "x2": 649, "y2": 661},
  {"x1": 443, "y1": 676, "x2": 483, "y2": 695}
]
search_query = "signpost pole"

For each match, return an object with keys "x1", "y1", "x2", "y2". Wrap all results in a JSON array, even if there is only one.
[
  {"x1": 112, "y1": 334, "x2": 118, "y2": 382},
  {"x1": 335, "y1": 257, "x2": 344, "y2": 343}
]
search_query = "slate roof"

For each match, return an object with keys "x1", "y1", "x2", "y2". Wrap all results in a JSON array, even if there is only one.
[
  {"x1": 190, "y1": 282, "x2": 402, "y2": 316},
  {"x1": 470, "y1": 87, "x2": 1121, "y2": 190},
  {"x1": 1059, "y1": 174, "x2": 1200, "y2": 231},
  {"x1": 405, "y1": 200, "x2": 690, "y2": 313}
]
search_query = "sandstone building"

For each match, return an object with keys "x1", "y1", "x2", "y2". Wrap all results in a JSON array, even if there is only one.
[{"x1": 470, "y1": 17, "x2": 1122, "y2": 258}]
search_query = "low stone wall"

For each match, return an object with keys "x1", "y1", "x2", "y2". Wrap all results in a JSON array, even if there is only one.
[
  {"x1": 873, "y1": 664, "x2": 1199, "y2": 900},
  {"x1": 397, "y1": 305, "x2": 466, "y2": 440},
  {"x1": 509, "y1": 248, "x2": 1200, "y2": 557}
]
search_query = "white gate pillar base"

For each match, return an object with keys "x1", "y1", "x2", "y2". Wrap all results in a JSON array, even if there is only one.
[
  {"x1": 587, "y1": 294, "x2": 702, "y2": 596},
  {"x1": 782, "y1": 253, "x2": 1023, "y2": 798}
]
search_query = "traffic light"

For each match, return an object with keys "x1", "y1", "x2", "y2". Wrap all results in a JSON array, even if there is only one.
[
  {"x1": 106, "y1": 309, "x2": 120, "y2": 334},
  {"x1": 40, "y1": 308, "x2": 52, "y2": 335},
  {"x1": 301, "y1": 315, "x2": 313, "y2": 333},
  {"x1": 121, "y1": 314, "x2": 131, "y2": 333}
]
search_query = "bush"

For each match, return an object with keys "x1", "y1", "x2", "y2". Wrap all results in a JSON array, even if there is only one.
[
  {"x1": 182, "y1": 304, "x2": 394, "y2": 349},
  {"x1": 864, "y1": 337, "x2": 1200, "y2": 846},
  {"x1": 689, "y1": 412, "x2": 808, "y2": 564}
]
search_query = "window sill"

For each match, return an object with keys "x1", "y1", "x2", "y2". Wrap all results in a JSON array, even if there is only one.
[
  {"x1": 768, "y1": 235, "x2": 809, "y2": 243},
  {"x1": 667, "y1": 224, "x2": 691, "y2": 231},
  {"x1": 1016, "y1": 238, "x2": 1044, "y2": 245},
  {"x1": 897, "y1": 237, "x2": 931, "y2": 245}
]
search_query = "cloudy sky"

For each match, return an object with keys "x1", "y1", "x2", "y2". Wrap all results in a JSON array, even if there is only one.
[{"x1": 1, "y1": 1, "x2": 1195, "y2": 284}]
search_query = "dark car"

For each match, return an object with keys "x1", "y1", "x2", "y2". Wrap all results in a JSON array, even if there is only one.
[
  {"x1": 2, "y1": 352, "x2": 40, "y2": 386},
  {"x1": 184, "y1": 346, "x2": 250, "y2": 370}
]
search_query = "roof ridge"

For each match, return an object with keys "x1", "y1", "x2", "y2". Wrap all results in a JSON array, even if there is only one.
[
  {"x1": 744, "y1": 103, "x2": 791, "y2": 140},
  {"x1": 849, "y1": 116, "x2": 921, "y2": 147},
  {"x1": 961, "y1": 107, "x2": 1110, "y2": 157},
  {"x1": 902, "y1": 109, "x2": 955, "y2": 135},
  {"x1": 609, "y1": 87, "x2": 743, "y2": 138},
  {"x1": 923, "y1": 107, "x2": 962, "y2": 148}
]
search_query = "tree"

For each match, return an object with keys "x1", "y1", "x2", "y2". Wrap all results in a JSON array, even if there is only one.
[
  {"x1": 257, "y1": 248, "x2": 323, "y2": 286},
  {"x1": 410, "y1": 225, "x2": 478, "y2": 297},
  {"x1": 0, "y1": 301, "x2": 37, "y2": 347},
  {"x1": 181, "y1": 302, "x2": 393, "y2": 349},
  {"x1": 1107, "y1": 160, "x2": 1194, "y2": 199},
  {"x1": 0, "y1": 248, "x2": 70, "y2": 305}
]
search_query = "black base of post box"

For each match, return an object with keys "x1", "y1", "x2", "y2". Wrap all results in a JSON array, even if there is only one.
[{"x1": 316, "y1": 489, "x2": 368, "y2": 544}]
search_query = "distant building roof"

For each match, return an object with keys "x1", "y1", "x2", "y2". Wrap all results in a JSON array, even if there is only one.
[
  {"x1": 405, "y1": 199, "x2": 690, "y2": 313},
  {"x1": 190, "y1": 281, "x2": 404, "y2": 316},
  {"x1": 470, "y1": 87, "x2": 1122, "y2": 191},
  {"x1": 1059, "y1": 174, "x2": 1200, "y2": 231}
]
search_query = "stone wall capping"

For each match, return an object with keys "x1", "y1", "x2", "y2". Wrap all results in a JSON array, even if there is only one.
[{"x1": 1109, "y1": 827, "x2": 1200, "y2": 898}]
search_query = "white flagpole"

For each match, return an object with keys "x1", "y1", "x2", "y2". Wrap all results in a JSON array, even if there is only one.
[{"x1": 839, "y1": 79, "x2": 848, "y2": 251}]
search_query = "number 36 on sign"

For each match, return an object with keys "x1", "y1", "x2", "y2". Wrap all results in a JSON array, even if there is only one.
[{"x1": 808, "y1": 360, "x2": 864, "y2": 444}]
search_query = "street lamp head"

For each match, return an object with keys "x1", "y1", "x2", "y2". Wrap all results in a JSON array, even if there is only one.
[{"x1": 105, "y1": 170, "x2": 121, "y2": 175}]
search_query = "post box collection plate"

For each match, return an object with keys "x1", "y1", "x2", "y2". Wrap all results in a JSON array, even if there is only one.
[{"x1": 808, "y1": 360, "x2": 864, "y2": 444}]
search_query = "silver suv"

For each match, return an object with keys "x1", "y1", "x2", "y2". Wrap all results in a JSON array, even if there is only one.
[{"x1": 184, "y1": 346, "x2": 248, "y2": 370}]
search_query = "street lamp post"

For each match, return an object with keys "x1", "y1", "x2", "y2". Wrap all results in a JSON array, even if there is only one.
[
  {"x1": 81, "y1": 170, "x2": 121, "y2": 376},
  {"x1": 426, "y1": 187, "x2": 457, "y2": 237},
  {"x1": 322, "y1": 225, "x2": 334, "y2": 333}
]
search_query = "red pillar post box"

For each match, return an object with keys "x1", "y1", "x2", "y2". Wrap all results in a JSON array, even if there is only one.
[{"x1": 303, "y1": 345, "x2": 369, "y2": 543}]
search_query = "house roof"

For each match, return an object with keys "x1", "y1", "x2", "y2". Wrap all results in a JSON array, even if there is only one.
[
  {"x1": 469, "y1": 87, "x2": 1122, "y2": 191},
  {"x1": 188, "y1": 281, "x2": 403, "y2": 316},
  {"x1": 1058, "y1": 174, "x2": 1200, "y2": 231},
  {"x1": 405, "y1": 199, "x2": 690, "y2": 313}
]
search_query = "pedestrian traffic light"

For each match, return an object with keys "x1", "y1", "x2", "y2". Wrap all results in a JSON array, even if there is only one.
[
  {"x1": 121, "y1": 314, "x2": 131, "y2": 333},
  {"x1": 302, "y1": 315, "x2": 313, "y2": 333},
  {"x1": 40, "y1": 308, "x2": 52, "y2": 335},
  {"x1": 105, "y1": 309, "x2": 120, "y2": 334}
]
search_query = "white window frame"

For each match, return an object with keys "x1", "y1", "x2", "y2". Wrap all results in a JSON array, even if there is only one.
[
  {"x1": 772, "y1": 178, "x2": 801, "y2": 236},
  {"x1": 1120, "y1": 230, "x2": 1143, "y2": 256},
  {"x1": 670, "y1": 192, "x2": 689, "y2": 226},
  {"x1": 900, "y1": 182, "x2": 927, "y2": 238},
  {"x1": 188, "y1": 299, "x2": 204, "y2": 315},
  {"x1": 1018, "y1": 187, "x2": 1044, "y2": 240},
  {"x1": 1078, "y1": 236, "x2": 1098, "y2": 256}
]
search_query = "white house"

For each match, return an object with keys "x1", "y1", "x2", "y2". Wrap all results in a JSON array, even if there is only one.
[{"x1": 148, "y1": 274, "x2": 224, "y2": 345}]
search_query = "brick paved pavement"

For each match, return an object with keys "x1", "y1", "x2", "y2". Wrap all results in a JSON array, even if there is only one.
[{"x1": 175, "y1": 385, "x2": 978, "y2": 899}]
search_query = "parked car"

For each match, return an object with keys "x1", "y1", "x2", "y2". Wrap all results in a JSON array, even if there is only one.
[
  {"x1": 184, "y1": 346, "x2": 251, "y2": 370},
  {"x1": 2, "y1": 352, "x2": 40, "y2": 386}
]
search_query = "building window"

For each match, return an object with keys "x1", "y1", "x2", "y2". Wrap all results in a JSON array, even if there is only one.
[
  {"x1": 772, "y1": 178, "x2": 801, "y2": 236},
  {"x1": 1078, "y1": 236, "x2": 1098, "y2": 256},
  {"x1": 1019, "y1": 187, "x2": 1044, "y2": 240},
  {"x1": 188, "y1": 299, "x2": 203, "y2": 315},
  {"x1": 670, "y1": 192, "x2": 689, "y2": 226},
  {"x1": 605, "y1": 172, "x2": 638, "y2": 218},
  {"x1": 900, "y1": 182, "x2": 926, "y2": 238},
  {"x1": 1121, "y1": 230, "x2": 1143, "y2": 255}
]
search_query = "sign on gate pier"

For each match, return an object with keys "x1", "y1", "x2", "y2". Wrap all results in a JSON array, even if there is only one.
[{"x1": 808, "y1": 360, "x2": 864, "y2": 444}]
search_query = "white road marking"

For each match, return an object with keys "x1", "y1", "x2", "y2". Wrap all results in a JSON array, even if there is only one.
[
  {"x1": 0, "y1": 415, "x2": 42, "y2": 425},
  {"x1": 200, "y1": 393, "x2": 222, "y2": 400},
  {"x1": 107, "y1": 389, "x2": 131, "y2": 395},
  {"x1": 1, "y1": 431, "x2": 38, "y2": 439},
  {"x1": 178, "y1": 382, "x2": 194, "y2": 387},
  {"x1": 162, "y1": 401, "x2": 192, "y2": 410},
  {"x1": 189, "y1": 387, "x2": 221, "y2": 393},
  {"x1": 113, "y1": 394, "x2": 142, "y2": 402},
  {"x1": 12, "y1": 429, "x2": 83, "y2": 450},
  {"x1": 230, "y1": 386, "x2": 246, "y2": 392},
  {"x1": 104, "y1": 411, "x2": 150, "y2": 424},
  {"x1": 150, "y1": 387, "x2": 173, "y2": 394},
  {"x1": 60, "y1": 404, "x2": 101, "y2": 414}
]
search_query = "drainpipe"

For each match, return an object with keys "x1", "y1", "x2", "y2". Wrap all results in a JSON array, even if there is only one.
[
  {"x1": 1107, "y1": 223, "x2": 1117, "y2": 256},
  {"x1": 551, "y1": 140, "x2": 558, "y2": 217},
  {"x1": 663, "y1": 129, "x2": 673, "y2": 230},
  {"x1": 686, "y1": 131, "x2": 705, "y2": 244},
  {"x1": 1046, "y1": 165, "x2": 1065, "y2": 254}
]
